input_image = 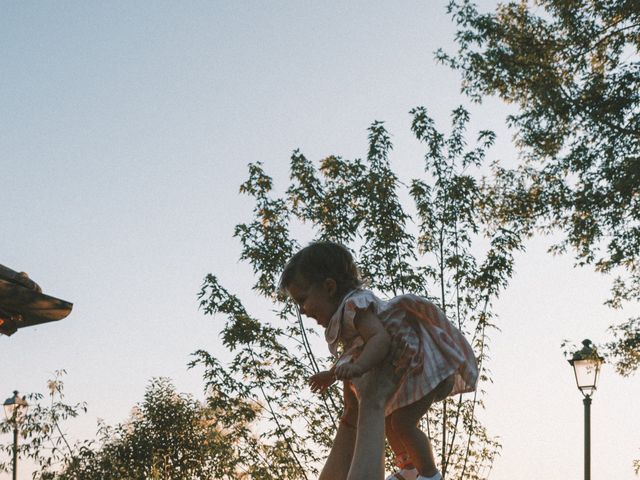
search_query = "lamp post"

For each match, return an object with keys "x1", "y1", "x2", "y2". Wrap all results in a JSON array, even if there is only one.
[
  {"x1": 3, "y1": 391, "x2": 29, "y2": 480},
  {"x1": 568, "y1": 339, "x2": 604, "y2": 480}
]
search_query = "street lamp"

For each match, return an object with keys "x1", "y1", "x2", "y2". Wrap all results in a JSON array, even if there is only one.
[
  {"x1": 3, "y1": 391, "x2": 29, "y2": 480},
  {"x1": 568, "y1": 339, "x2": 604, "y2": 480}
]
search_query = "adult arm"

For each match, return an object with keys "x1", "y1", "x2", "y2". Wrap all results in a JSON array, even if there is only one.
[
  {"x1": 347, "y1": 357, "x2": 400, "y2": 480},
  {"x1": 318, "y1": 382, "x2": 358, "y2": 480}
]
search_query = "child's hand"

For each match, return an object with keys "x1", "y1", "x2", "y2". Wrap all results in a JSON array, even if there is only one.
[
  {"x1": 308, "y1": 370, "x2": 336, "y2": 394},
  {"x1": 335, "y1": 362, "x2": 365, "y2": 380}
]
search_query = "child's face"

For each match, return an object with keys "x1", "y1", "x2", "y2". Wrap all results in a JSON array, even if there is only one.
[{"x1": 287, "y1": 275, "x2": 341, "y2": 328}]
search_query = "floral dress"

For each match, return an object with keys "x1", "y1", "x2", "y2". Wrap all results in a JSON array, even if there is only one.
[{"x1": 325, "y1": 289, "x2": 478, "y2": 415}]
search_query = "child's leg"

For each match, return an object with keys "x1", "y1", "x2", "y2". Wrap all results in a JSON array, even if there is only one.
[
  {"x1": 387, "y1": 376, "x2": 455, "y2": 478},
  {"x1": 385, "y1": 415, "x2": 403, "y2": 457},
  {"x1": 385, "y1": 415, "x2": 415, "y2": 468},
  {"x1": 388, "y1": 394, "x2": 437, "y2": 477}
]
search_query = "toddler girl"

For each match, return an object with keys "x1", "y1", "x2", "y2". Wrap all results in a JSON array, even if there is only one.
[{"x1": 280, "y1": 241, "x2": 478, "y2": 480}]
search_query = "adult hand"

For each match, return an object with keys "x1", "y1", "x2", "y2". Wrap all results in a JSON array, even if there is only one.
[
  {"x1": 350, "y1": 360, "x2": 397, "y2": 410},
  {"x1": 335, "y1": 361, "x2": 364, "y2": 380},
  {"x1": 350, "y1": 333, "x2": 410, "y2": 405}
]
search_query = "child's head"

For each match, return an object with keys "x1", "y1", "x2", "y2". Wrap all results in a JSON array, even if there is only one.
[
  {"x1": 279, "y1": 241, "x2": 362, "y2": 326},
  {"x1": 279, "y1": 241, "x2": 362, "y2": 296}
]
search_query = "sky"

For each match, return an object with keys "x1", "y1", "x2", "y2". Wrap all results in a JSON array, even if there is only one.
[{"x1": 1, "y1": 1, "x2": 638, "y2": 479}]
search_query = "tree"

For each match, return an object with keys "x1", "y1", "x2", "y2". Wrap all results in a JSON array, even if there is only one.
[
  {"x1": 0, "y1": 371, "x2": 87, "y2": 479},
  {"x1": 438, "y1": 0, "x2": 640, "y2": 375},
  {"x1": 55, "y1": 378, "x2": 236, "y2": 480},
  {"x1": 195, "y1": 106, "x2": 525, "y2": 479},
  {"x1": 2, "y1": 375, "x2": 252, "y2": 479}
]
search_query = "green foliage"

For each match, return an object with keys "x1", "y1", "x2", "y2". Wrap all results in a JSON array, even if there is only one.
[
  {"x1": 0, "y1": 371, "x2": 87, "y2": 479},
  {"x1": 55, "y1": 378, "x2": 229, "y2": 480},
  {"x1": 4, "y1": 375, "x2": 253, "y2": 479},
  {"x1": 605, "y1": 316, "x2": 640, "y2": 376},
  {"x1": 198, "y1": 106, "x2": 525, "y2": 479},
  {"x1": 439, "y1": 0, "x2": 640, "y2": 376}
]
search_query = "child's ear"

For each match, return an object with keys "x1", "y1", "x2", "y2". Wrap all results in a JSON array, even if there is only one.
[{"x1": 324, "y1": 278, "x2": 337, "y2": 296}]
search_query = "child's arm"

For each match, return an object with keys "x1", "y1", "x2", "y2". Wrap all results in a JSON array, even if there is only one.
[{"x1": 335, "y1": 309, "x2": 390, "y2": 380}]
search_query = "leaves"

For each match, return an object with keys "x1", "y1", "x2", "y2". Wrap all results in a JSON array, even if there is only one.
[
  {"x1": 196, "y1": 106, "x2": 524, "y2": 480},
  {"x1": 56, "y1": 378, "x2": 232, "y2": 480},
  {"x1": 441, "y1": 0, "x2": 640, "y2": 376},
  {"x1": 0, "y1": 371, "x2": 87, "y2": 479},
  {"x1": 605, "y1": 317, "x2": 640, "y2": 376}
]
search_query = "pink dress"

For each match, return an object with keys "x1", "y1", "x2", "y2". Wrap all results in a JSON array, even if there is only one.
[{"x1": 325, "y1": 289, "x2": 478, "y2": 416}]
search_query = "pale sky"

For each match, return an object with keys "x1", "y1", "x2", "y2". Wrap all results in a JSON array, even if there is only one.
[{"x1": 1, "y1": 2, "x2": 638, "y2": 479}]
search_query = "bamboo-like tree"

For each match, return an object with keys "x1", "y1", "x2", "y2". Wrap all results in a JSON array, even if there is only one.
[{"x1": 195, "y1": 106, "x2": 525, "y2": 479}]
